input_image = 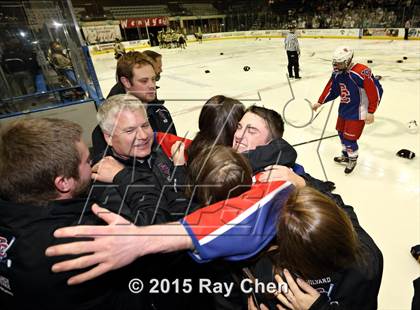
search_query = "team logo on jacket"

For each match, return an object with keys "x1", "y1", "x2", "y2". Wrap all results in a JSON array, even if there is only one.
[
  {"x1": 157, "y1": 162, "x2": 171, "y2": 178},
  {"x1": 361, "y1": 68, "x2": 372, "y2": 78},
  {"x1": 0, "y1": 235, "x2": 15, "y2": 267},
  {"x1": 0, "y1": 237, "x2": 9, "y2": 259},
  {"x1": 156, "y1": 109, "x2": 169, "y2": 123}
]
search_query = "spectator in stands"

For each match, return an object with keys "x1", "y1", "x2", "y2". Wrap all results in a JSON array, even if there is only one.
[
  {"x1": 48, "y1": 41, "x2": 76, "y2": 85},
  {"x1": 1, "y1": 38, "x2": 38, "y2": 97}
]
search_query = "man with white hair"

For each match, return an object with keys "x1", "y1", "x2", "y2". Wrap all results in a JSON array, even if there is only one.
[
  {"x1": 312, "y1": 46, "x2": 383, "y2": 174},
  {"x1": 92, "y1": 94, "x2": 189, "y2": 221}
]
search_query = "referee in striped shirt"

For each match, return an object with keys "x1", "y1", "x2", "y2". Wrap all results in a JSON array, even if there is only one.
[{"x1": 284, "y1": 26, "x2": 301, "y2": 79}]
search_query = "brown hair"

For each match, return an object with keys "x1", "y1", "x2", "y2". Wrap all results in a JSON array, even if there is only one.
[
  {"x1": 246, "y1": 105, "x2": 284, "y2": 141},
  {"x1": 116, "y1": 51, "x2": 155, "y2": 83},
  {"x1": 186, "y1": 145, "x2": 252, "y2": 205},
  {"x1": 0, "y1": 118, "x2": 83, "y2": 206},
  {"x1": 142, "y1": 50, "x2": 162, "y2": 61},
  {"x1": 188, "y1": 95, "x2": 245, "y2": 164},
  {"x1": 273, "y1": 187, "x2": 361, "y2": 279}
]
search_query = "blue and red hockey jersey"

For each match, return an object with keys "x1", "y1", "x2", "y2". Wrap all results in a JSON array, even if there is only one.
[
  {"x1": 181, "y1": 180, "x2": 294, "y2": 262},
  {"x1": 318, "y1": 63, "x2": 383, "y2": 120}
]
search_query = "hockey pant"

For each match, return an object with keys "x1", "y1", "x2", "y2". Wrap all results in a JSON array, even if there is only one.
[{"x1": 336, "y1": 117, "x2": 365, "y2": 159}]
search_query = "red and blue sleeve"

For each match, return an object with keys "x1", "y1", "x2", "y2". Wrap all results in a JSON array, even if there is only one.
[
  {"x1": 318, "y1": 75, "x2": 339, "y2": 104},
  {"x1": 181, "y1": 181, "x2": 294, "y2": 262}
]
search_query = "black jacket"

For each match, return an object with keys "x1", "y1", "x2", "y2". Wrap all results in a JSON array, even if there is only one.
[
  {"x1": 91, "y1": 141, "x2": 195, "y2": 223},
  {"x1": 0, "y1": 198, "x2": 153, "y2": 310},
  {"x1": 244, "y1": 138, "x2": 337, "y2": 192},
  {"x1": 413, "y1": 277, "x2": 420, "y2": 310},
  {"x1": 243, "y1": 138, "x2": 297, "y2": 174}
]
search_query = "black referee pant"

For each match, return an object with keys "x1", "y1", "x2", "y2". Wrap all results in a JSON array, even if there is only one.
[{"x1": 286, "y1": 50, "x2": 300, "y2": 78}]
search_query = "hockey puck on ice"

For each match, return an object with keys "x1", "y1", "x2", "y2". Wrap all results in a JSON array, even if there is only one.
[
  {"x1": 205, "y1": 70, "x2": 210, "y2": 73},
  {"x1": 220, "y1": 52, "x2": 224, "y2": 55},
  {"x1": 243, "y1": 66, "x2": 250, "y2": 71},
  {"x1": 367, "y1": 60, "x2": 373, "y2": 63},
  {"x1": 396, "y1": 149, "x2": 415, "y2": 159},
  {"x1": 397, "y1": 60, "x2": 403, "y2": 63},
  {"x1": 411, "y1": 245, "x2": 420, "y2": 260},
  {"x1": 403, "y1": 56, "x2": 408, "y2": 60}
]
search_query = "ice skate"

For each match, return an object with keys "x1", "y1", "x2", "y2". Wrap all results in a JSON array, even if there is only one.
[{"x1": 344, "y1": 158, "x2": 357, "y2": 174}]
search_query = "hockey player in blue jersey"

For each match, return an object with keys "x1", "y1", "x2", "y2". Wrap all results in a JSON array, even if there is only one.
[{"x1": 312, "y1": 46, "x2": 383, "y2": 174}]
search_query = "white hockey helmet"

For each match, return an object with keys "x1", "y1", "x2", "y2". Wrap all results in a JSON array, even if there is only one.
[{"x1": 332, "y1": 46, "x2": 354, "y2": 71}]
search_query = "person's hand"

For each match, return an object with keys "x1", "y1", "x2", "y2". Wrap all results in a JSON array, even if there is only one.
[
  {"x1": 91, "y1": 156, "x2": 124, "y2": 183},
  {"x1": 312, "y1": 102, "x2": 322, "y2": 112},
  {"x1": 259, "y1": 165, "x2": 306, "y2": 189},
  {"x1": 171, "y1": 141, "x2": 186, "y2": 166},
  {"x1": 365, "y1": 113, "x2": 374, "y2": 124},
  {"x1": 45, "y1": 204, "x2": 143, "y2": 285},
  {"x1": 273, "y1": 269, "x2": 320, "y2": 310},
  {"x1": 247, "y1": 295, "x2": 269, "y2": 310},
  {"x1": 45, "y1": 204, "x2": 193, "y2": 285}
]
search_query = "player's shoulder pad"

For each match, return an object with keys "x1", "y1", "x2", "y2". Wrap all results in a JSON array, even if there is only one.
[{"x1": 351, "y1": 63, "x2": 372, "y2": 78}]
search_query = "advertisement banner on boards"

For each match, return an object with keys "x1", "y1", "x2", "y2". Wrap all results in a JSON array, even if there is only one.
[
  {"x1": 121, "y1": 17, "x2": 169, "y2": 29},
  {"x1": 362, "y1": 28, "x2": 399, "y2": 38},
  {"x1": 408, "y1": 28, "x2": 420, "y2": 38},
  {"x1": 82, "y1": 25, "x2": 122, "y2": 44},
  {"x1": 299, "y1": 29, "x2": 359, "y2": 37}
]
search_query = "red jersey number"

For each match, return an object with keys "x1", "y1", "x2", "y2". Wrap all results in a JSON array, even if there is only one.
[{"x1": 339, "y1": 83, "x2": 350, "y2": 104}]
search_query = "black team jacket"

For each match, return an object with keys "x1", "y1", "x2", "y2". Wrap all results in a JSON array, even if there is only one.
[{"x1": 0, "y1": 197, "x2": 156, "y2": 310}]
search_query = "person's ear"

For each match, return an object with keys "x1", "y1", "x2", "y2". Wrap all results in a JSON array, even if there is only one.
[
  {"x1": 54, "y1": 175, "x2": 75, "y2": 194},
  {"x1": 120, "y1": 76, "x2": 131, "y2": 89},
  {"x1": 103, "y1": 132, "x2": 112, "y2": 146}
]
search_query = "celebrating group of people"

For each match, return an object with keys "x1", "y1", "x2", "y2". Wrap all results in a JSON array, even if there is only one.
[{"x1": 0, "y1": 46, "x2": 384, "y2": 310}]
